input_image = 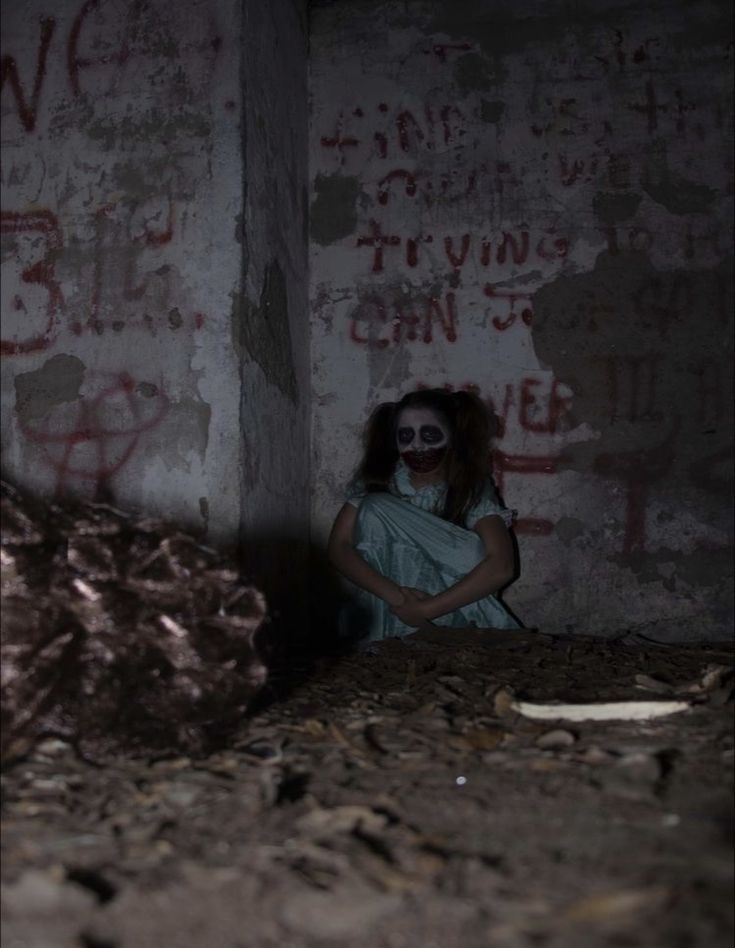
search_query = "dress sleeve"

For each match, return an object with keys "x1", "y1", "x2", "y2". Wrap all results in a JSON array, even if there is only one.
[
  {"x1": 344, "y1": 478, "x2": 367, "y2": 508},
  {"x1": 466, "y1": 479, "x2": 514, "y2": 530}
]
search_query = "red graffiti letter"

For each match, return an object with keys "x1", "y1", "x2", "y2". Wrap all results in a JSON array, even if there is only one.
[
  {"x1": 1, "y1": 211, "x2": 64, "y2": 356},
  {"x1": 444, "y1": 234, "x2": 470, "y2": 270},
  {"x1": 1, "y1": 18, "x2": 55, "y2": 132},
  {"x1": 67, "y1": 0, "x2": 131, "y2": 97}
]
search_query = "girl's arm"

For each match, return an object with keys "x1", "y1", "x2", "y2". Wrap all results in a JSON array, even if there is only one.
[
  {"x1": 327, "y1": 503, "x2": 406, "y2": 607},
  {"x1": 392, "y1": 514, "x2": 514, "y2": 625}
]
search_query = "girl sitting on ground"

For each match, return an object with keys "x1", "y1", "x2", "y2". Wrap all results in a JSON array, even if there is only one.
[{"x1": 327, "y1": 388, "x2": 521, "y2": 643}]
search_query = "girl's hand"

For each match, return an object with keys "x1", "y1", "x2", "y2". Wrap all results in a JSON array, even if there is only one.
[{"x1": 390, "y1": 588, "x2": 431, "y2": 627}]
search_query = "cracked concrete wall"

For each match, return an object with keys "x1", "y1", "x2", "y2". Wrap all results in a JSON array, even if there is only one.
[
  {"x1": 2, "y1": 0, "x2": 310, "y2": 593},
  {"x1": 309, "y1": 0, "x2": 733, "y2": 638}
]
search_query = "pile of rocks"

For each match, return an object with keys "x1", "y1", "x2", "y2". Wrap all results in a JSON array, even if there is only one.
[{"x1": 1, "y1": 481, "x2": 268, "y2": 764}]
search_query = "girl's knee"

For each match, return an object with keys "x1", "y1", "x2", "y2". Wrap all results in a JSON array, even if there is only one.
[{"x1": 355, "y1": 492, "x2": 399, "y2": 538}]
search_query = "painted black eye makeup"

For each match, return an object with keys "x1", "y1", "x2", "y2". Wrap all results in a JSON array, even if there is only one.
[
  {"x1": 420, "y1": 425, "x2": 444, "y2": 444},
  {"x1": 397, "y1": 427, "x2": 415, "y2": 446}
]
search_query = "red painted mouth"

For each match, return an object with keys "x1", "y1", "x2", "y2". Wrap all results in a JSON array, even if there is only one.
[{"x1": 402, "y1": 449, "x2": 447, "y2": 473}]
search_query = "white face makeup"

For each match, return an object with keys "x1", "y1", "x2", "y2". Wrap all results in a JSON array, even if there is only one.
[{"x1": 395, "y1": 407, "x2": 450, "y2": 475}]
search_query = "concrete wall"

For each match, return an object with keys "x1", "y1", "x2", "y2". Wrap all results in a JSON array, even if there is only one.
[
  {"x1": 309, "y1": 0, "x2": 734, "y2": 638},
  {"x1": 1, "y1": 0, "x2": 310, "y2": 603}
]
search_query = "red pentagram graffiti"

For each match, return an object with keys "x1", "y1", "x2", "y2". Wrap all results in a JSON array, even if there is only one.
[{"x1": 19, "y1": 371, "x2": 168, "y2": 497}]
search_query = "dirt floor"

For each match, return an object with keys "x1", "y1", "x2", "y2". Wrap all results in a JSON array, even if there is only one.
[{"x1": 2, "y1": 628, "x2": 733, "y2": 948}]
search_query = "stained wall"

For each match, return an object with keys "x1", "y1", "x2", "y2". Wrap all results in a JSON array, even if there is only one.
[
  {"x1": 309, "y1": 0, "x2": 734, "y2": 638},
  {"x1": 1, "y1": 0, "x2": 310, "y2": 608}
]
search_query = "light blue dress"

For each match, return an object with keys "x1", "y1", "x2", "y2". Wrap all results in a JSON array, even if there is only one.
[{"x1": 341, "y1": 462, "x2": 521, "y2": 643}]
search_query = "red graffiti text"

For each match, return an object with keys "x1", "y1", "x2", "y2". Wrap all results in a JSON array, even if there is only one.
[
  {"x1": 1, "y1": 210, "x2": 64, "y2": 356},
  {"x1": 350, "y1": 291, "x2": 458, "y2": 347}
]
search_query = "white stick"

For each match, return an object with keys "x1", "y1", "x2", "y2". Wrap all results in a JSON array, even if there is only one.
[{"x1": 510, "y1": 699, "x2": 691, "y2": 722}]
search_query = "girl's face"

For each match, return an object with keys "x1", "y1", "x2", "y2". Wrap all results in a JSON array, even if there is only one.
[{"x1": 395, "y1": 406, "x2": 451, "y2": 474}]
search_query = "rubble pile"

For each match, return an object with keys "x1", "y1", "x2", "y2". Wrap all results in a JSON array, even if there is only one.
[{"x1": 1, "y1": 481, "x2": 268, "y2": 764}]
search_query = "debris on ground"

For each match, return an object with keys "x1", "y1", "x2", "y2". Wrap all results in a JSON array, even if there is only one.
[
  {"x1": 0, "y1": 480, "x2": 268, "y2": 764},
  {"x1": 511, "y1": 697, "x2": 692, "y2": 721},
  {"x1": 2, "y1": 627, "x2": 732, "y2": 947}
]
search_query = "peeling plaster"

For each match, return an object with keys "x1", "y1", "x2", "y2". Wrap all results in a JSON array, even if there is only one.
[
  {"x1": 592, "y1": 191, "x2": 643, "y2": 224},
  {"x1": 429, "y1": 3, "x2": 573, "y2": 64},
  {"x1": 233, "y1": 260, "x2": 299, "y2": 404},
  {"x1": 641, "y1": 142, "x2": 717, "y2": 215},
  {"x1": 479, "y1": 99, "x2": 505, "y2": 123},
  {"x1": 453, "y1": 53, "x2": 498, "y2": 96},
  {"x1": 14, "y1": 355, "x2": 86, "y2": 424},
  {"x1": 615, "y1": 548, "x2": 734, "y2": 589},
  {"x1": 85, "y1": 111, "x2": 212, "y2": 149},
  {"x1": 157, "y1": 398, "x2": 211, "y2": 472},
  {"x1": 310, "y1": 173, "x2": 361, "y2": 245},
  {"x1": 554, "y1": 516, "x2": 586, "y2": 543}
]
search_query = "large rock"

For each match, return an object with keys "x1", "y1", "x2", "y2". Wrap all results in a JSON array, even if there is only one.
[{"x1": 1, "y1": 481, "x2": 268, "y2": 764}]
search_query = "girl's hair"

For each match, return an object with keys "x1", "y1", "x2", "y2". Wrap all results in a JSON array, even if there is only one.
[{"x1": 354, "y1": 388, "x2": 493, "y2": 527}]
